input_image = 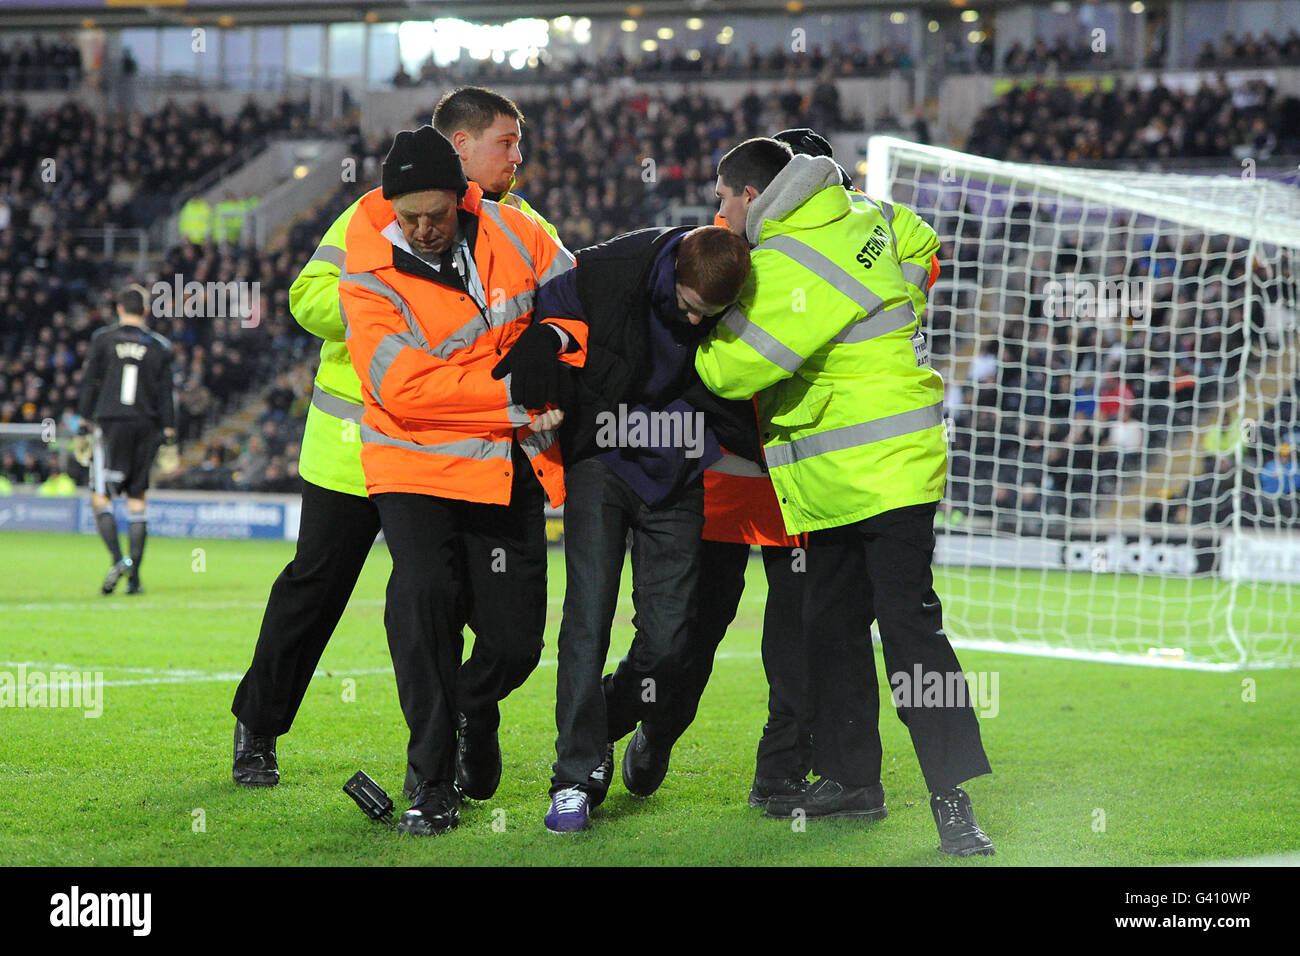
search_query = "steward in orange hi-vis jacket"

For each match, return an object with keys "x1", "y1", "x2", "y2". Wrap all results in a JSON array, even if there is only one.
[
  {"x1": 339, "y1": 126, "x2": 574, "y2": 835},
  {"x1": 342, "y1": 193, "x2": 570, "y2": 506}
]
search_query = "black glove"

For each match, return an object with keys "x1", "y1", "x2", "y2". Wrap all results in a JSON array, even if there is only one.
[{"x1": 492, "y1": 323, "x2": 565, "y2": 410}]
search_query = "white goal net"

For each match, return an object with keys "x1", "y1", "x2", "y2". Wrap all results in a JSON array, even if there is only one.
[{"x1": 869, "y1": 135, "x2": 1299, "y2": 670}]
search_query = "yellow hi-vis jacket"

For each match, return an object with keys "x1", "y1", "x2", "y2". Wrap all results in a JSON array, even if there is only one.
[{"x1": 695, "y1": 155, "x2": 946, "y2": 534}]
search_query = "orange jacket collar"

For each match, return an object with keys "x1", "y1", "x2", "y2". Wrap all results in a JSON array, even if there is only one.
[{"x1": 347, "y1": 181, "x2": 485, "y2": 275}]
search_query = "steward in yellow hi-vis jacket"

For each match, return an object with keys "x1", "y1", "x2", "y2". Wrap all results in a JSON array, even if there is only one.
[
  {"x1": 696, "y1": 137, "x2": 995, "y2": 857},
  {"x1": 657, "y1": 127, "x2": 945, "y2": 811},
  {"x1": 230, "y1": 88, "x2": 564, "y2": 812}
]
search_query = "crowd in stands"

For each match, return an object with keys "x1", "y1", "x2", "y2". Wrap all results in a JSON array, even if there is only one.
[
  {"x1": 998, "y1": 36, "x2": 1116, "y2": 75},
  {"x1": 965, "y1": 75, "x2": 1300, "y2": 163},
  {"x1": 935, "y1": 204, "x2": 1297, "y2": 528},
  {"x1": 144, "y1": 82, "x2": 862, "y2": 490},
  {"x1": 505, "y1": 84, "x2": 856, "y2": 246},
  {"x1": 1194, "y1": 30, "x2": 1300, "y2": 68},
  {"x1": 159, "y1": 366, "x2": 315, "y2": 494},
  {"x1": 1145, "y1": 393, "x2": 1300, "y2": 527},
  {"x1": 0, "y1": 99, "x2": 311, "y2": 234},
  {"x1": 0, "y1": 37, "x2": 82, "y2": 91},
  {"x1": 392, "y1": 40, "x2": 911, "y2": 87},
  {"x1": 2, "y1": 65, "x2": 1294, "y2": 513},
  {"x1": 0, "y1": 96, "x2": 322, "y2": 492},
  {"x1": 155, "y1": 153, "x2": 377, "y2": 493}
]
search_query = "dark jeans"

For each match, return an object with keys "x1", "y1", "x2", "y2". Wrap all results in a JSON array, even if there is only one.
[
  {"x1": 232, "y1": 480, "x2": 381, "y2": 736},
  {"x1": 645, "y1": 540, "x2": 812, "y2": 781},
  {"x1": 804, "y1": 501, "x2": 991, "y2": 794},
  {"x1": 376, "y1": 451, "x2": 547, "y2": 783},
  {"x1": 551, "y1": 457, "x2": 704, "y2": 794}
]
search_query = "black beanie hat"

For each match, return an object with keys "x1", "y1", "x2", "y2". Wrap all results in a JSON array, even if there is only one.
[
  {"x1": 773, "y1": 128, "x2": 853, "y2": 189},
  {"x1": 381, "y1": 125, "x2": 469, "y2": 200}
]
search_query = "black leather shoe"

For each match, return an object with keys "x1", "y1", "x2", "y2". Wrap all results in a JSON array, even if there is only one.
[
  {"x1": 398, "y1": 780, "x2": 460, "y2": 836},
  {"x1": 931, "y1": 786, "x2": 995, "y2": 856},
  {"x1": 125, "y1": 574, "x2": 143, "y2": 595},
  {"x1": 455, "y1": 711, "x2": 501, "y2": 801},
  {"x1": 232, "y1": 721, "x2": 279, "y2": 787},
  {"x1": 764, "y1": 777, "x2": 886, "y2": 819},
  {"x1": 588, "y1": 742, "x2": 615, "y2": 809},
  {"x1": 748, "y1": 775, "x2": 810, "y2": 809},
  {"x1": 621, "y1": 725, "x2": 670, "y2": 798}
]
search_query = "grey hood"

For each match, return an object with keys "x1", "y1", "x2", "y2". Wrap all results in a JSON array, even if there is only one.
[{"x1": 745, "y1": 154, "x2": 844, "y2": 246}]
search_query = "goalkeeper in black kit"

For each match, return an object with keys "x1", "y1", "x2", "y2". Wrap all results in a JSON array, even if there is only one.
[{"x1": 77, "y1": 284, "x2": 177, "y2": 595}]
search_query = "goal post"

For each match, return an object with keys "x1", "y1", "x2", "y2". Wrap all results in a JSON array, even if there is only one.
[{"x1": 867, "y1": 135, "x2": 1300, "y2": 670}]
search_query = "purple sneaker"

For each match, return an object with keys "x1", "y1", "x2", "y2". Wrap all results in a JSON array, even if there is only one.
[{"x1": 545, "y1": 787, "x2": 591, "y2": 833}]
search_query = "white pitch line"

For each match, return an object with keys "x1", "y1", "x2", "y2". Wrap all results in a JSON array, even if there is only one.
[
  {"x1": 4, "y1": 593, "x2": 770, "y2": 614},
  {"x1": 4, "y1": 651, "x2": 764, "y2": 689}
]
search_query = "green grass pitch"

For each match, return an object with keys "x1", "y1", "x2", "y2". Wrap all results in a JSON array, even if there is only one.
[{"x1": 2, "y1": 531, "x2": 1297, "y2": 866}]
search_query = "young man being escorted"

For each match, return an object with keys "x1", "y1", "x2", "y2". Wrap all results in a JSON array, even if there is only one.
[{"x1": 504, "y1": 223, "x2": 753, "y2": 832}]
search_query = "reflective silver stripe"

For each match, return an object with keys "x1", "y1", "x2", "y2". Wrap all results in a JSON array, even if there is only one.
[
  {"x1": 309, "y1": 244, "x2": 346, "y2": 267},
  {"x1": 340, "y1": 298, "x2": 350, "y2": 340},
  {"x1": 311, "y1": 384, "x2": 363, "y2": 420},
  {"x1": 480, "y1": 200, "x2": 535, "y2": 278},
  {"x1": 902, "y1": 262, "x2": 930, "y2": 289},
  {"x1": 758, "y1": 234, "x2": 893, "y2": 320},
  {"x1": 537, "y1": 244, "x2": 576, "y2": 284},
  {"x1": 831, "y1": 300, "x2": 918, "y2": 345},
  {"x1": 361, "y1": 424, "x2": 511, "y2": 461},
  {"x1": 368, "y1": 331, "x2": 424, "y2": 408},
  {"x1": 849, "y1": 192, "x2": 871, "y2": 204},
  {"x1": 765, "y1": 402, "x2": 944, "y2": 469},
  {"x1": 432, "y1": 290, "x2": 533, "y2": 360},
  {"x1": 342, "y1": 270, "x2": 431, "y2": 352},
  {"x1": 519, "y1": 426, "x2": 558, "y2": 458},
  {"x1": 496, "y1": 373, "x2": 534, "y2": 427},
  {"x1": 861, "y1": 196, "x2": 900, "y2": 258},
  {"x1": 705, "y1": 452, "x2": 766, "y2": 478},
  {"x1": 721, "y1": 304, "x2": 804, "y2": 374}
]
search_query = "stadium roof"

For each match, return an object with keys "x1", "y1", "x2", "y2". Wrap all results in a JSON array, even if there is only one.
[{"x1": 5, "y1": 0, "x2": 1026, "y2": 31}]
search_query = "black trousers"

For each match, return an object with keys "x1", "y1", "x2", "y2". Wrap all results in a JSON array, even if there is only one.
[
  {"x1": 645, "y1": 540, "x2": 812, "y2": 781},
  {"x1": 232, "y1": 480, "x2": 381, "y2": 736},
  {"x1": 376, "y1": 450, "x2": 547, "y2": 783},
  {"x1": 551, "y1": 458, "x2": 704, "y2": 793},
  {"x1": 231, "y1": 469, "x2": 538, "y2": 750},
  {"x1": 803, "y1": 501, "x2": 991, "y2": 794}
]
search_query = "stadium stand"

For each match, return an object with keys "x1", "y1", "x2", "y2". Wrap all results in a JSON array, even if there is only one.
[
  {"x1": 0, "y1": 36, "x2": 83, "y2": 91},
  {"x1": 149, "y1": 82, "x2": 862, "y2": 491},
  {"x1": 965, "y1": 76, "x2": 1300, "y2": 162},
  {"x1": 394, "y1": 40, "x2": 911, "y2": 86},
  {"x1": 2, "y1": 25, "x2": 1296, "y2": 521},
  {"x1": 1194, "y1": 29, "x2": 1300, "y2": 67}
]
